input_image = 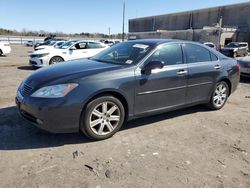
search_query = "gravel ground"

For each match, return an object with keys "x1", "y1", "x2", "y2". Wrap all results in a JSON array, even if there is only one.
[{"x1": 0, "y1": 45, "x2": 250, "y2": 188}]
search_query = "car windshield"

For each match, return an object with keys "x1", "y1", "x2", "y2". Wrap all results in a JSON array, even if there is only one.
[
  {"x1": 54, "y1": 42, "x2": 65, "y2": 48},
  {"x1": 90, "y1": 42, "x2": 154, "y2": 65},
  {"x1": 59, "y1": 41, "x2": 77, "y2": 49},
  {"x1": 48, "y1": 41, "x2": 57, "y2": 46},
  {"x1": 226, "y1": 43, "x2": 239, "y2": 48}
]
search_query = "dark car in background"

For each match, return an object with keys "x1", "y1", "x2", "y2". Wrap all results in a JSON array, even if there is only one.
[
  {"x1": 238, "y1": 56, "x2": 250, "y2": 77},
  {"x1": 16, "y1": 39, "x2": 240, "y2": 140},
  {"x1": 34, "y1": 38, "x2": 65, "y2": 49},
  {"x1": 220, "y1": 42, "x2": 249, "y2": 58}
]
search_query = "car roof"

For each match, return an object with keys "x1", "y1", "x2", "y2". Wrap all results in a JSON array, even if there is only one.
[{"x1": 127, "y1": 39, "x2": 180, "y2": 45}]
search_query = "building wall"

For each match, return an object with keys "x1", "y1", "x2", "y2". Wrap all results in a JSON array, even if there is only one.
[
  {"x1": 129, "y1": 2, "x2": 250, "y2": 32},
  {"x1": 128, "y1": 29, "x2": 241, "y2": 47}
]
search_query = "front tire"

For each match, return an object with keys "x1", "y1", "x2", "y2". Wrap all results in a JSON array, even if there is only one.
[
  {"x1": 49, "y1": 56, "x2": 64, "y2": 65},
  {"x1": 0, "y1": 49, "x2": 3, "y2": 56},
  {"x1": 207, "y1": 81, "x2": 229, "y2": 110},
  {"x1": 80, "y1": 96, "x2": 125, "y2": 140}
]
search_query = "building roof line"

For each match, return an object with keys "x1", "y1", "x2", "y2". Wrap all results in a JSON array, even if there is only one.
[{"x1": 129, "y1": 1, "x2": 250, "y2": 21}]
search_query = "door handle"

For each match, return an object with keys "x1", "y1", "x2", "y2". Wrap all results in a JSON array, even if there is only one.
[
  {"x1": 214, "y1": 64, "x2": 221, "y2": 70},
  {"x1": 177, "y1": 70, "x2": 188, "y2": 76}
]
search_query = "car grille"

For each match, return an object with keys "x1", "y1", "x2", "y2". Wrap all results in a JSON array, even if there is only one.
[
  {"x1": 21, "y1": 84, "x2": 33, "y2": 96},
  {"x1": 29, "y1": 60, "x2": 37, "y2": 65}
]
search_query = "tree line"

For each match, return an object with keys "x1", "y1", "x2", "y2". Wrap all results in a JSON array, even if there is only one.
[{"x1": 0, "y1": 28, "x2": 127, "y2": 39}]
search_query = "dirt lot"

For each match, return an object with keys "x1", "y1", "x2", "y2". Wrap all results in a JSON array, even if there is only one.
[{"x1": 0, "y1": 45, "x2": 250, "y2": 188}]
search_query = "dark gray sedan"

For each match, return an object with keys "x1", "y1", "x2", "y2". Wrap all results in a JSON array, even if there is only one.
[{"x1": 16, "y1": 39, "x2": 240, "y2": 140}]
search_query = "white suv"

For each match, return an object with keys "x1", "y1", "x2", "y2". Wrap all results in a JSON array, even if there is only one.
[
  {"x1": 0, "y1": 41, "x2": 11, "y2": 56},
  {"x1": 29, "y1": 40, "x2": 108, "y2": 67}
]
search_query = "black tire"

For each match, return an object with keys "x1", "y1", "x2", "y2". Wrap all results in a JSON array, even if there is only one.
[
  {"x1": 207, "y1": 81, "x2": 229, "y2": 110},
  {"x1": 49, "y1": 56, "x2": 64, "y2": 65},
  {"x1": 80, "y1": 95, "x2": 125, "y2": 140},
  {"x1": 0, "y1": 49, "x2": 3, "y2": 56}
]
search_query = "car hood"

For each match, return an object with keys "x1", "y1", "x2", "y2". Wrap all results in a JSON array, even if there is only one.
[
  {"x1": 31, "y1": 48, "x2": 66, "y2": 55},
  {"x1": 24, "y1": 59, "x2": 124, "y2": 88}
]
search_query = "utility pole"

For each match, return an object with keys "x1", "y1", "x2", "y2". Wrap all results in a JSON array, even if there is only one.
[
  {"x1": 122, "y1": 1, "x2": 125, "y2": 41},
  {"x1": 217, "y1": 16, "x2": 223, "y2": 50},
  {"x1": 108, "y1": 27, "x2": 111, "y2": 38}
]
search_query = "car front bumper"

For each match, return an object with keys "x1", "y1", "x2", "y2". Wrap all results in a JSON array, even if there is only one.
[
  {"x1": 15, "y1": 90, "x2": 82, "y2": 133},
  {"x1": 29, "y1": 56, "x2": 50, "y2": 67},
  {"x1": 2, "y1": 47, "x2": 11, "y2": 54},
  {"x1": 240, "y1": 67, "x2": 250, "y2": 77},
  {"x1": 239, "y1": 61, "x2": 250, "y2": 77}
]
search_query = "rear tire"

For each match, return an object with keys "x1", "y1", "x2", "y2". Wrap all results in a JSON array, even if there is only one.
[
  {"x1": 80, "y1": 95, "x2": 125, "y2": 140},
  {"x1": 207, "y1": 81, "x2": 229, "y2": 110},
  {"x1": 0, "y1": 49, "x2": 3, "y2": 56},
  {"x1": 49, "y1": 56, "x2": 64, "y2": 65}
]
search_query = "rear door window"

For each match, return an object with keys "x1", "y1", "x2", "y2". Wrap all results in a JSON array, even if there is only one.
[
  {"x1": 184, "y1": 43, "x2": 211, "y2": 63},
  {"x1": 87, "y1": 42, "x2": 103, "y2": 49},
  {"x1": 210, "y1": 53, "x2": 218, "y2": 61}
]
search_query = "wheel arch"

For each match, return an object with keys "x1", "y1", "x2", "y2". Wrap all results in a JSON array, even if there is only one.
[
  {"x1": 218, "y1": 77, "x2": 232, "y2": 96},
  {"x1": 49, "y1": 55, "x2": 65, "y2": 64},
  {"x1": 80, "y1": 89, "x2": 130, "y2": 125}
]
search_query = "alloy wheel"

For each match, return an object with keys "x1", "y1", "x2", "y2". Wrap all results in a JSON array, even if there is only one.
[
  {"x1": 89, "y1": 101, "x2": 121, "y2": 136},
  {"x1": 50, "y1": 57, "x2": 63, "y2": 64},
  {"x1": 213, "y1": 83, "x2": 227, "y2": 108}
]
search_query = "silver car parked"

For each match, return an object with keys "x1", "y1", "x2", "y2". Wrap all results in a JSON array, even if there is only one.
[{"x1": 238, "y1": 56, "x2": 250, "y2": 77}]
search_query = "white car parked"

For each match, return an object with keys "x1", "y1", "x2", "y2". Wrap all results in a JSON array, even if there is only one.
[
  {"x1": 35, "y1": 40, "x2": 66, "y2": 51},
  {"x1": 204, "y1": 42, "x2": 217, "y2": 50},
  {"x1": 29, "y1": 40, "x2": 108, "y2": 67},
  {"x1": 0, "y1": 41, "x2": 11, "y2": 56}
]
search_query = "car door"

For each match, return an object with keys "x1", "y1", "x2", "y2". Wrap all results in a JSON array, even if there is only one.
[
  {"x1": 68, "y1": 42, "x2": 88, "y2": 60},
  {"x1": 134, "y1": 43, "x2": 188, "y2": 115},
  {"x1": 183, "y1": 43, "x2": 222, "y2": 103}
]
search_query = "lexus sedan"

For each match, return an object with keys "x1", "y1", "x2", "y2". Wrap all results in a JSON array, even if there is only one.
[{"x1": 16, "y1": 39, "x2": 240, "y2": 140}]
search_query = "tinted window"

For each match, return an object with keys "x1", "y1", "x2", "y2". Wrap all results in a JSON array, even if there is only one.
[
  {"x1": 72, "y1": 42, "x2": 86, "y2": 50},
  {"x1": 184, "y1": 44, "x2": 211, "y2": 63},
  {"x1": 239, "y1": 44, "x2": 247, "y2": 47},
  {"x1": 87, "y1": 42, "x2": 102, "y2": 49},
  {"x1": 210, "y1": 53, "x2": 218, "y2": 61},
  {"x1": 146, "y1": 44, "x2": 183, "y2": 66}
]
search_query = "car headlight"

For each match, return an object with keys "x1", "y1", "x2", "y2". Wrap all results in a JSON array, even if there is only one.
[
  {"x1": 233, "y1": 49, "x2": 238, "y2": 52},
  {"x1": 31, "y1": 83, "x2": 79, "y2": 98},
  {"x1": 31, "y1": 53, "x2": 49, "y2": 58}
]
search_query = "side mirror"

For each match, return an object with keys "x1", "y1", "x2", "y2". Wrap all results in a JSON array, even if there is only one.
[{"x1": 141, "y1": 60, "x2": 164, "y2": 75}]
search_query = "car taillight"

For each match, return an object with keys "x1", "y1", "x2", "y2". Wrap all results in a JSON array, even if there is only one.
[{"x1": 236, "y1": 63, "x2": 240, "y2": 71}]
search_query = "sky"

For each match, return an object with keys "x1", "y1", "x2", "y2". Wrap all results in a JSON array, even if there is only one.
[{"x1": 0, "y1": 0, "x2": 249, "y2": 34}]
